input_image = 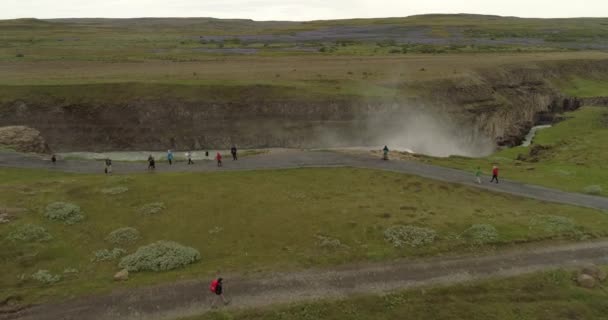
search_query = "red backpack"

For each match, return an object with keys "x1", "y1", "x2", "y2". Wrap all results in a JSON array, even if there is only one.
[{"x1": 209, "y1": 279, "x2": 219, "y2": 293}]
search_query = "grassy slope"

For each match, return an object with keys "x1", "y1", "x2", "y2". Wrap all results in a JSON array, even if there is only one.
[
  {"x1": 421, "y1": 107, "x2": 608, "y2": 196},
  {"x1": 1, "y1": 167, "x2": 608, "y2": 303},
  {"x1": 188, "y1": 269, "x2": 608, "y2": 320}
]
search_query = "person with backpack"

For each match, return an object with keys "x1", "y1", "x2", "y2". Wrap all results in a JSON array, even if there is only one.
[
  {"x1": 187, "y1": 151, "x2": 194, "y2": 165},
  {"x1": 382, "y1": 145, "x2": 389, "y2": 160},
  {"x1": 490, "y1": 165, "x2": 499, "y2": 184},
  {"x1": 148, "y1": 155, "x2": 156, "y2": 170},
  {"x1": 105, "y1": 158, "x2": 112, "y2": 175},
  {"x1": 216, "y1": 152, "x2": 222, "y2": 167},
  {"x1": 475, "y1": 167, "x2": 482, "y2": 184},
  {"x1": 167, "y1": 150, "x2": 174, "y2": 165},
  {"x1": 231, "y1": 146, "x2": 238, "y2": 161},
  {"x1": 209, "y1": 277, "x2": 229, "y2": 307}
]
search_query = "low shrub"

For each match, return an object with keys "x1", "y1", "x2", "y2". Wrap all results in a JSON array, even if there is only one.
[
  {"x1": 63, "y1": 268, "x2": 79, "y2": 274},
  {"x1": 6, "y1": 224, "x2": 52, "y2": 242},
  {"x1": 583, "y1": 185, "x2": 603, "y2": 195},
  {"x1": 106, "y1": 227, "x2": 140, "y2": 244},
  {"x1": 384, "y1": 225, "x2": 437, "y2": 248},
  {"x1": 139, "y1": 202, "x2": 165, "y2": 215},
  {"x1": 462, "y1": 224, "x2": 499, "y2": 244},
  {"x1": 92, "y1": 248, "x2": 127, "y2": 262},
  {"x1": 31, "y1": 270, "x2": 61, "y2": 285},
  {"x1": 532, "y1": 215, "x2": 577, "y2": 233},
  {"x1": 119, "y1": 241, "x2": 200, "y2": 272},
  {"x1": 44, "y1": 202, "x2": 84, "y2": 224},
  {"x1": 101, "y1": 186, "x2": 129, "y2": 195},
  {"x1": 315, "y1": 235, "x2": 347, "y2": 249}
]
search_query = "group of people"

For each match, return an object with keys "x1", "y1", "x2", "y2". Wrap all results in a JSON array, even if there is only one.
[{"x1": 102, "y1": 146, "x2": 239, "y2": 174}]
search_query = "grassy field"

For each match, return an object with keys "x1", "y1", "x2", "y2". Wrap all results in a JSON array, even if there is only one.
[
  {"x1": 188, "y1": 268, "x2": 608, "y2": 320},
  {"x1": 416, "y1": 107, "x2": 608, "y2": 196},
  {"x1": 1, "y1": 15, "x2": 607, "y2": 63},
  {"x1": 1, "y1": 167, "x2": 608, "y2": 304}
]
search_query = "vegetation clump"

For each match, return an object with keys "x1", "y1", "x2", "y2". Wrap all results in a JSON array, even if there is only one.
[
  {"x1": 6, "y1": 224, "x2": 52, "y2": 242},
  {"x1": 92, "y1": 248, "x2": 127, "y2": 262},
  {"x1": 532, "y1": 215, "x2": 578, "y2": 233},
  {"x1": 101, "y1": 186, "x2": 129, "y2": 195},
  {"x1": 462, "y1": 224, "x2": 499, "y2": 244},
  {"x1": 139, "y1": 202, "x2": 165, "y2": 215},
  {"x1": 583, "y1": 185, "x2": 603, "y2": 195},
  {"x1": 118, "y1": 241, "x2": 200, "y2": 272},
  {"x1": 31, "y1": 270, "x2": 61, "y2": 285},
  {"x1": 44, "y1": 202, "x2": 84, "y2": 224},
  {"x1": 384, "y1": 225, "x2": 437, "y2": 248},
  {"x1": 315, "y1": 235, "x2": 347, "y2": 249},
  {"x1": 106, "y1": 227, "x2": 140, "y2": 244}
]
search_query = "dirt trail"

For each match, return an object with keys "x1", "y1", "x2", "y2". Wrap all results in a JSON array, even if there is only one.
[
  {"x1": 4, "y1": 240, "x2": 608, "y2": 320},
  {"x1": 1, "y1": 149, "x2": 607, "y2": 210}
]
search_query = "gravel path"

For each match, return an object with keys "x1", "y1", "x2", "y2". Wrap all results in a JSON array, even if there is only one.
[
  {"x1": 1, "y1": 149, "x2": 607, "y2": 210},
  {"x1": 4, "y1": 240, "x2": 608, "y2": 320}
]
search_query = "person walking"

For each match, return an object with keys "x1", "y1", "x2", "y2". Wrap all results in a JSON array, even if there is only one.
[
  {"x1": 147, "y1": 155, "x2": 156, "y2": 170},
  {"x1": 216, "y1": 152, "x2": 222, "y2": 167},
  {"x1": 104, "y1": 158, "x2": 112, "y2": 175},
  {"x1": 490, "y1": 165, "x2": 499, "y2": 184},
  {"x1": 209, "y1": 277, "x2": 229, "y2": 307},
  {"x1": 382, "y1": 145, "x2": 389, "y2": 160},
  {"x1": 231, "y1": 146, "x2": 238, "y2": 161},
  {"x1": 51, "y1": 154, "x2": 56, "y2": 164},
  {"x1": 187, "y1": 151, "x2": 194, "y2": 165},
  {"x1": 205, "y1": 150, "x2": 209, "y2": 160},
  {"x1": 475, "y1": 167, "x2": 482, "y2": 184},
  {"x1": 167, "y1": 150, "x2": 174, "y2": 165}
]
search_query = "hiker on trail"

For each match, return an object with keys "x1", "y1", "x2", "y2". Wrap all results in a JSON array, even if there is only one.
[
  {"x1": 382, "y1": 145, "x2": 389, "y2": 160},
  {"x1": 475, "y1": 167, "x2": 482, "y2": 184},
  {"x1": 216, "y1": 152, "x2": 222, "y2": 167},
  {"x1": 187, "y1": 151, "x2": 194, "y2": 165},
  {"x1": 490, "y1": 165, "x2": 499, "y2": 184},
  {"x1": 148, "y1": 155, "x2": 155, "y2": 170},
  {"x1": 104, "y1": 158, "x2": 112, "y2": 175},
  {"x1": 167, "y1": 150, "x2": 174, "y2": 165},
  {"x1": 51, "y1": 154, "x2": 56, "y2": 164},
  {"x1": 209, "y1": 277, "x2": 229, "y2": 307},
  {"x1": 231, "y1": 146, "x2": 238, "y2": 161}
]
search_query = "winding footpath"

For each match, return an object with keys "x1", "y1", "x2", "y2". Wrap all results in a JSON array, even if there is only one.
[
  {"x1": 4, "y1": 241, "x2": 608, "y2": 320},
  {"x1": 2, "y1": 150, "x2": 608, "y2": 319},
  {"x1": 1, "y1": 149, "x2": 607, "y2": 211}
]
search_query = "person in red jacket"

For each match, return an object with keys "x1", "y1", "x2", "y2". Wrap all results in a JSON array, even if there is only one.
[
  {"x1": 209, "y1": 277, "x2": 229, "y2": 307},
  {"x1": 490, "y1": 165, "x2": 499, "y2": 184},
  {"x1": 216, "y1": 152, "x2": 222, "y2": 167}
]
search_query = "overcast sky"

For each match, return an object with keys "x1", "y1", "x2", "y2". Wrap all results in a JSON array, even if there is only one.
[{"x1": 3, "y1": 0, "x2": 608, "y2": 20}]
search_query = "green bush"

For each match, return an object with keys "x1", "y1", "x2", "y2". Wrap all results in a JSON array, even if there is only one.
[
  {"x1": 384, "y1": 225, "x2": 437, "y2": 248},
  {"x1": 92, "y1": 248, "x2": 127, "y2": 262},
  {"x1": 119, "y1": 241, "x2": 200, "y2": 272},
  {"x1": 462, "y1": 224, "x2": 499, "y2": 244},
  {"x1": 6, "y1": 224, "x2": 52, "y2": 242},
  {"x1": 101, "y1": 186, "x2": 129, "y2": 195},
  {"x1": 106, "y1": 227, "x2": 140, "y2": 244},
  {"x1": 315, "y1": 235, "x2": 347, "y2": 249},
  {"x1": 532, "y1": 215, "x2": 578, "y2": 233},
  {"x1": 583, "y1": 185, "x2": 603, "y2": 195},
  {"x1": 31, "y1": 270, "x2": 61, "y2": 285},
  {"x1": 44, "y1": 202, "x2": 84, "y2": 224},
  {"x1": 139, "y1": 202, "x2": 165, "y2": 215}
]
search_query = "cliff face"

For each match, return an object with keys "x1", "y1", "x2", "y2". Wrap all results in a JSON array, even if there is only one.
[
  {"x1": 428, "y1": 59, "x2": 608, "y2": 146},
  {"x1": 1, "y1": 59, "x2": 606, "y2": 155}
]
